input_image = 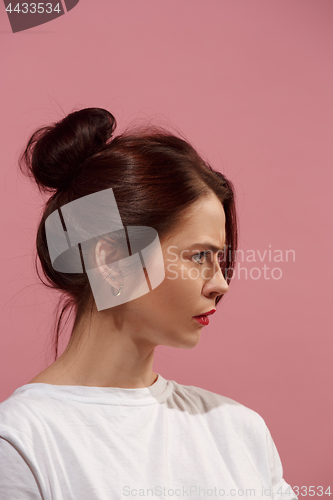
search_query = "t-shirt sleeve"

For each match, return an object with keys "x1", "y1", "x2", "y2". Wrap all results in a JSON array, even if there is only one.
[
  {"x1": 0, "y1": 437, "x2": 43, "y2": 499},
  {"x1": 265, "y1": 427, "x2": 298, "y2": 500}
]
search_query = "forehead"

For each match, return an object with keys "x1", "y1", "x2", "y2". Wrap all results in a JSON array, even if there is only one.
[{"x1": 166, "y1": 194, "x2": 226, "y2": 248}]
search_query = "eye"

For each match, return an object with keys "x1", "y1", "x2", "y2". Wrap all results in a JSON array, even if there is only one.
[{"x1": 192, "y1": 251, "x2": 209, "y2": 265}]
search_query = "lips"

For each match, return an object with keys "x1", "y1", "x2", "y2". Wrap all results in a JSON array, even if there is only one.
[
  {"x1": 192, "y1": 309, "x2": 216, "y2": 326},
  {"x1": 193, "y1": 315, "x2": 210, "y2": 326},
  {"x1": 193, "y1": 309, "x2": 216, "y2": 318}
]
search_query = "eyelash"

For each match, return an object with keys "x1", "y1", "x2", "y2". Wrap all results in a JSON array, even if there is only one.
[
  {"x1": 192, "y1": 251, "x2": 208, "y2": 265},
  {"x1": 192, "y1": 251, "x2": 226, "y2": 266}
]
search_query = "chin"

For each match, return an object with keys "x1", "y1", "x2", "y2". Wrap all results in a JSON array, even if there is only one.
[{"x1": 166, "y1": 331, "x2": 202, "y2": 350}]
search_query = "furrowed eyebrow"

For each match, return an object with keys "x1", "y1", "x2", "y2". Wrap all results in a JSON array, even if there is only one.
[{"x1": 189, "y1": 242, "x2": 227, "y2": 253}]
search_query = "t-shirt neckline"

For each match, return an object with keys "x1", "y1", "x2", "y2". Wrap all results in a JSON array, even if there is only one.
[{"x1": 13, "y1": 373, "x2": 172, "y2": 406}]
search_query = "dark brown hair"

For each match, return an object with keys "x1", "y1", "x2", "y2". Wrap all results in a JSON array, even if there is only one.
[{"x1": 19, "y1": 107, "x2": 238, "y2": 360}]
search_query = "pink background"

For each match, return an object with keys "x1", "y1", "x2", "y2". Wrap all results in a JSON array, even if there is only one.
[{"x1": 0, "y1": 0, "x2": 332, "y2": 490}]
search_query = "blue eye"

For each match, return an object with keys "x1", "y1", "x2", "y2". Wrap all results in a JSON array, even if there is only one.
[
  {"x1": 192, "y1": 250, "x2": 226, "y2": 266},
  {"x1": 192, "y1": 251, "x2": 209, "y2": 265}
]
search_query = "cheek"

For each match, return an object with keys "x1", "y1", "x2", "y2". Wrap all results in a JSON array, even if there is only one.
[{"x1": 163, "y1": 263, "x2": 202, "y2": 305}]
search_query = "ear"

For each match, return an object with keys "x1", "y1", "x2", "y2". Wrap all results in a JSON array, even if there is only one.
[{"x1": 95, "y1": 238, "x2": 120, "y2": 282}]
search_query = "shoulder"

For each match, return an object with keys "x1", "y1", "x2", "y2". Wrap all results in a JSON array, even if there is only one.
[
  {"x1": 168, "y1": 379, "x2": 262, "y2": 416},
  {"x1": 0, "y1": 385, "x2": 55, "y2": 445},
  {"x1": 167, "y1": 380, "x2": 276, "y2": 476},
  {"x1": 167, "y1": 379, "x2": 268, "y2": 434},
  {"x1": 0, "y1": 386, "x2": 35, "y2": 420}
]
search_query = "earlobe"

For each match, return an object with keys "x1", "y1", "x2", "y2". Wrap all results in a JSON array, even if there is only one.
[{"x1": 107, "y1": 274, "x2": 124, "y2": 296}]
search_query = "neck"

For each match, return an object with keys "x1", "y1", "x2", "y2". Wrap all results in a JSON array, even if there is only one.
[{"x1": 30, "y1": 304, "x2": 158, "y2": 389}]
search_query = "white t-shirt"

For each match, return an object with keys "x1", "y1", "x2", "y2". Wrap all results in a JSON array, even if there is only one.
[{"x1": 0, "y1": 374, "x2": 297, "y2": 500}]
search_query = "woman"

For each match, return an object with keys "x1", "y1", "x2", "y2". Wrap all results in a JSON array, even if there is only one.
[{"x1": 0, "y1": 108, "x2": 297, "y2": 499}]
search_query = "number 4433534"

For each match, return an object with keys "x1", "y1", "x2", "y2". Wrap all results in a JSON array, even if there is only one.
[{"x1": 6, "y1": 3, "x2": 61, "y2": 14}]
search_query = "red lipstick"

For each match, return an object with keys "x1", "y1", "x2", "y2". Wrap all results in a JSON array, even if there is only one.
[{"x1": 192, "y1": 309, "x2": 216, "y2": 326}]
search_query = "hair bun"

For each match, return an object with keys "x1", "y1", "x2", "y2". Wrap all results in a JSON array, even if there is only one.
[{"x1": 20, "y1": 107, "x2": 116, "y2": 192}]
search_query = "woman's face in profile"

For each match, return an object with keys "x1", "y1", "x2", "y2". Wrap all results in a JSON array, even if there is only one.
[{"x1": 122, "y1": 192, "x2": 229, "y2": 350}]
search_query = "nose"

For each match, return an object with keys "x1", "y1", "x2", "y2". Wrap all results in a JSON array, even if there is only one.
[{"x1": 203, "y1": 262, "x2": 229, "y2": 299}]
